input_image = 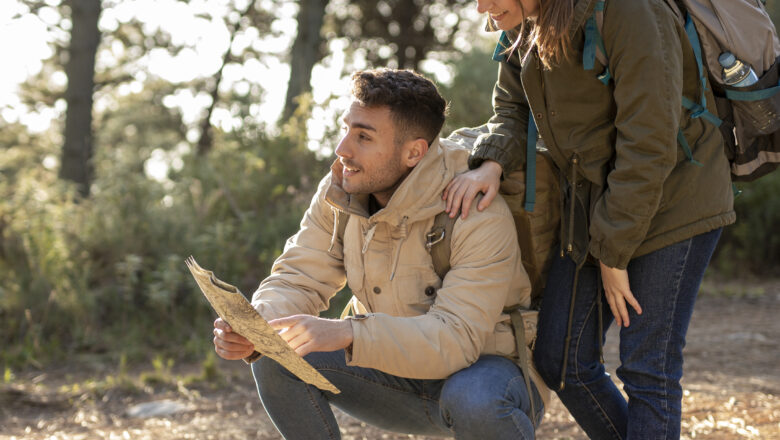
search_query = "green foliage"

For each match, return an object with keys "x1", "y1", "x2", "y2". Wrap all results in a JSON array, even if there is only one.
[
  {"x1": 181, "y1": 351, "x2": 224, "y2": 387},
  {"x1": 767, "y1": 0, "x2": 780, "y2": 28},
  {"x1": 199, "y1": 351, "x2": 220, "y2": 383},
  {"x1": 140, "y1": 355, "x2": 175, "y2": 387},
  {"x1": 0, "y1": 88, "x2": 327, "y2": 368},
  {"x1": 319, "y1": 288, "x2": 353, "y2": 319},
  {"x1": 712, "y1": 173, "x2": 780, "y2": 277},
  {"x1": 3, "y1": 367, "x2": 13, "y2": 384},
  {"x1": 440, "y1": 44, "x2": 498, "y2": 136}
]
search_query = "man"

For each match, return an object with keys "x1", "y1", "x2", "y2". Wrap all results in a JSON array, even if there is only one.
[{"x1": 212, "y1": 69, "x2": 548, "y2": 439}]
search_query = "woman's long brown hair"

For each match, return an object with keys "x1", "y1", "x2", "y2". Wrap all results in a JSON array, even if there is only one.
[{"x1": 499, "y1": 0, "x2": 575, "y2": 69}]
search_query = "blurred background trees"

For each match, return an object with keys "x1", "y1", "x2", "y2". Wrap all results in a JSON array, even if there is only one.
[{"x1": 0, "y1": 0, "x2": 778, "y2": 370}]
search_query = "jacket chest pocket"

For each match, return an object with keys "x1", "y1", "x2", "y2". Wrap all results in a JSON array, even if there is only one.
[{"x1": 391, "y1": 265, "x2": 442, "y2": 316}]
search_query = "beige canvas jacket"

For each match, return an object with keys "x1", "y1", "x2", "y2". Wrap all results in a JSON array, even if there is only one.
[{"x1": 251, "y1": 139, "x2": 549, "y2": 407}]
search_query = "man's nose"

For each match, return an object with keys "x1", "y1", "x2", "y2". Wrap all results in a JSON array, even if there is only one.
[{"x1": 335, "y1": 136, "x2": 351, "y2": 158}]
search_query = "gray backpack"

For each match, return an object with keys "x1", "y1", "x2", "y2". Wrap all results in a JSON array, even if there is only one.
[{"x1": 585, "y1": 0, "x2": 780, "y2": 181}]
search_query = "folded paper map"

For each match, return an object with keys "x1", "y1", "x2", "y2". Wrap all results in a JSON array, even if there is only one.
[{"x1": 185, "y1": 256, "x2": 340, "y2": 394}]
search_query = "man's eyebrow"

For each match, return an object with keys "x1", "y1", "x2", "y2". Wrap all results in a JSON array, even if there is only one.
[
  {"x1": 342, "y1": 118, "x2": 377, "y2": 132},
  {"x1": 352, "y1": 122, "x2": 377, "y2": 132}
]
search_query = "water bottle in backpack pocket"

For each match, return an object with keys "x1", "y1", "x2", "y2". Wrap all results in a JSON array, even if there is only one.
[{"x1": 681, "y1": 0, "x2": 780, "y2": 181}]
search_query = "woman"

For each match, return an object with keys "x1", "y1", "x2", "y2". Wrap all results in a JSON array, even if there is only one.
[{"x1": 444, "y1": 0, "x2": 735, "y2": 438}]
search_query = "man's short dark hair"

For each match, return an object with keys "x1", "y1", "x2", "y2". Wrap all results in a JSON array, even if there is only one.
[{"x1": 351, "y1": 69, "x2": 447, "y2": 146}]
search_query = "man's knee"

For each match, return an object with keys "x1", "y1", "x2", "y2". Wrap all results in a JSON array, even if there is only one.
[
  {"x1": 440, "y1": 358, "x2": 528, "y2": 423},
  {"x1": 440, "y1": 378, "x2": 505, "y2": 427},
  {"x1": 439, "y1": 362, "x2": 538, "y2": 439},
  {"x1": 251, "y1": 355, "x2": 296, "y2": 391}
]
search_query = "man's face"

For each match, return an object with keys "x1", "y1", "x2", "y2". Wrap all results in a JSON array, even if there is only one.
[{"x1": 335, "y1": 101, "x2": 412, "y2": 206}]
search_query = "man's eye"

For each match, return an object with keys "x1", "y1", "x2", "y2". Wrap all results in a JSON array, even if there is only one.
[{"x1": 359, "y1": 133, "x2": 370, "y2": 141}]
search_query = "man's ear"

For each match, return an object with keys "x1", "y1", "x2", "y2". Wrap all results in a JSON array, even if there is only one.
[{"x1": 402, "y1": 138, "x2": 429, "y2": 167}]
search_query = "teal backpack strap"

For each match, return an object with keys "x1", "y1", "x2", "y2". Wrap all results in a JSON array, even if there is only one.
[
  {"x1": 586, "y1": 6, "x2": 713, "y2": 165},
  {"x1": 583, "y1": 0, "x2": 611, "y2": 84},
  {"x1": 725, "y1": 83, "x2": 780, "y2": 101},
  {"x1": 677, "y1": 12, "x2": 723, "y2": 165},
  {"x1": 525, "y1": 115, "x2": 537, "y2": 212},
  {"x1": 676, "y1": 130, "x2": 704, "y2": 167},
  {"x1": 491, "y1": 31, "x2": 538, "y2": 213},
  {"x1": 680, "y1": 13, "x2": 722, "y2": 127},
  {"x1": 426, "y1": 211, "x2": 457, "y2": 280}
]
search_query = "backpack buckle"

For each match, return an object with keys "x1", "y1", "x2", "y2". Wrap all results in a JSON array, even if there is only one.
[{"x1": 425, "y1": 227, "x2": 446, "y2": 252}]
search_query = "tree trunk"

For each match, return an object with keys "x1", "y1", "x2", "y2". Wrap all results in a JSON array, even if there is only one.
[
  {"x1": 60, "y1": 0, "x2": 102, "y2": 197},
  {"x1": 197, "y1": 0, "x2": 258, "y2": 155},
  {"x1": 281, "y1": 0, "x2": 328, "y2": 122}
]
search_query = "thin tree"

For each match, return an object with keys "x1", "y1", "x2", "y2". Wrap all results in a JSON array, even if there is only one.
[
  {"x1": 59, "y1": 0, "x2": 102, "y2": 196},
  {"x1": 196, "y1": 0, "x2": 261, "y2": 155},
  {"x1": 281, "y1": 0, "x2": 329, "y2": 122}
]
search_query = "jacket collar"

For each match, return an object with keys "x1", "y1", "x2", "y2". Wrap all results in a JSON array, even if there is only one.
[
  {"x1": 324, "y1": 138, "x2": 469, "y2": 227},
  {"x1": 569, "y1": 0, "x2": 599, "y2": 40}
]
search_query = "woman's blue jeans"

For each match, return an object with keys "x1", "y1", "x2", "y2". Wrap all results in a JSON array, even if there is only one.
[
  {"x1": 251, "y1": 351, "x2": 543, "y2": 440},
  {"x1": 533, "y1": 228, "x2": 721, "y2": 439}
]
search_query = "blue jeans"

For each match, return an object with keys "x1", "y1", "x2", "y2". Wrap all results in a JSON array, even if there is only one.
[
  {"x1": 533, "y1": 228, "x2": 721, "y2": 440},
  {"x1": 252, "y1": 351, "x2": 544, "y2": 440}
]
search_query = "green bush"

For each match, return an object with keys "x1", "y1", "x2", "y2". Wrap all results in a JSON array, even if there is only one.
[
  {"x1": 0, "y1": 113, "x2": 327, "y2": 368},
  {"x1": 712, "y1": 172, "x2": 780, "y2": 277}
]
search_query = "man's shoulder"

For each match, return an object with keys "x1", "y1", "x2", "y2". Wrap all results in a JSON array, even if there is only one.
[
  {"x1": 450, "y1": 194, "x2": 516, "y2": 244},
  {"x1": 461, "y1": 194, "x2": 513, "y2": 223}
]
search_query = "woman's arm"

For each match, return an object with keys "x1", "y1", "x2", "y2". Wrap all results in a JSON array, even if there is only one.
[
  {"x1": 446, "y1": 49, "x2": 532, "y2": 219},
  {"x1": 589, "y1": 0, "x2": 684, "y2": 269},
  {"x1": 593, "y1": 0, "x2": 685, "y2": 324}
]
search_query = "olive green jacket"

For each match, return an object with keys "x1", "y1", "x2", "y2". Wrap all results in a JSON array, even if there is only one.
[{"x1": 470, "y1": 0, "x2": 735, "y2": 269}]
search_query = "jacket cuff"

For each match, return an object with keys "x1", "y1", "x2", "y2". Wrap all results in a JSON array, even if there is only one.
[
  {"x1": 588, "y1": 240, "x2": 631, "y2": 270},
  {"x1": 344, "y1": 314, "x2": 373, "y2": 367},
  {"x1": 469, "y1": 139, "x2": 522, "y2": 174},
  {"x1": 242, "y1": 350, "x2": 263, "y2": 364}
]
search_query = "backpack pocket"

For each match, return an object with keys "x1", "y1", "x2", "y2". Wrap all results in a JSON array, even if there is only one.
[
  {"x1": 714, "y1": 55, "x2": 780, "y2": 181},
  {"x1": 726, "y1": 55, "x2": 780, "y2": 139}
]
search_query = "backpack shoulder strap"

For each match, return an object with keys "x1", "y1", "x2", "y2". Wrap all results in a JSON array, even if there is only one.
[
  {"x1": 592, "y1": 0, "x2": 608, "y2": 68},
  {"x1": 427, "y1": 211, "x2": 457, "y2": 280},
  {"x1": 339, "y1": 210, "x2": 455, "y2": 319},
  {"x1": 504, "y1": 305, "x2": 539, "y2": 427},
  {"x1": 583, "y1": 0, "x2": 611, "y2": 84},
  {"x1": 337, "y1": 209, "x2": 454, "y2": 280}
]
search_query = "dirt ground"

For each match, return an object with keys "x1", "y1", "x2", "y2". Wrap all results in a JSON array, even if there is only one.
[{"x1": 2, "y1": 280, "x2": 779, "y2": 440}]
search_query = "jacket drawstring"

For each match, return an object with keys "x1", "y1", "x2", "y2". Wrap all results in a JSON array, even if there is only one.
[
  {"x1": 328, "y1": 210, "x2": 340, "y2": 253},
  {"x1": 389, "y1": 216, "x2": 409, "y2": 281},
  {"x1": 559, "y1": 154, "x2": 595, "y2": 391},
  {"x1": 361, "y1": 223, "x2": 377, "y2": 254},
  {"x1": 559, "y1": 259, "x2": 586, "y2": 391},
  {"x1": 566, "y1": 155, "x2": 579, "y2": 255}
]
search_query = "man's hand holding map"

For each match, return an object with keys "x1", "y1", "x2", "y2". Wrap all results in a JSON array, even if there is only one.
[{"x1": 185, "y1": 256, "x2": 340, "y2": 394}]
